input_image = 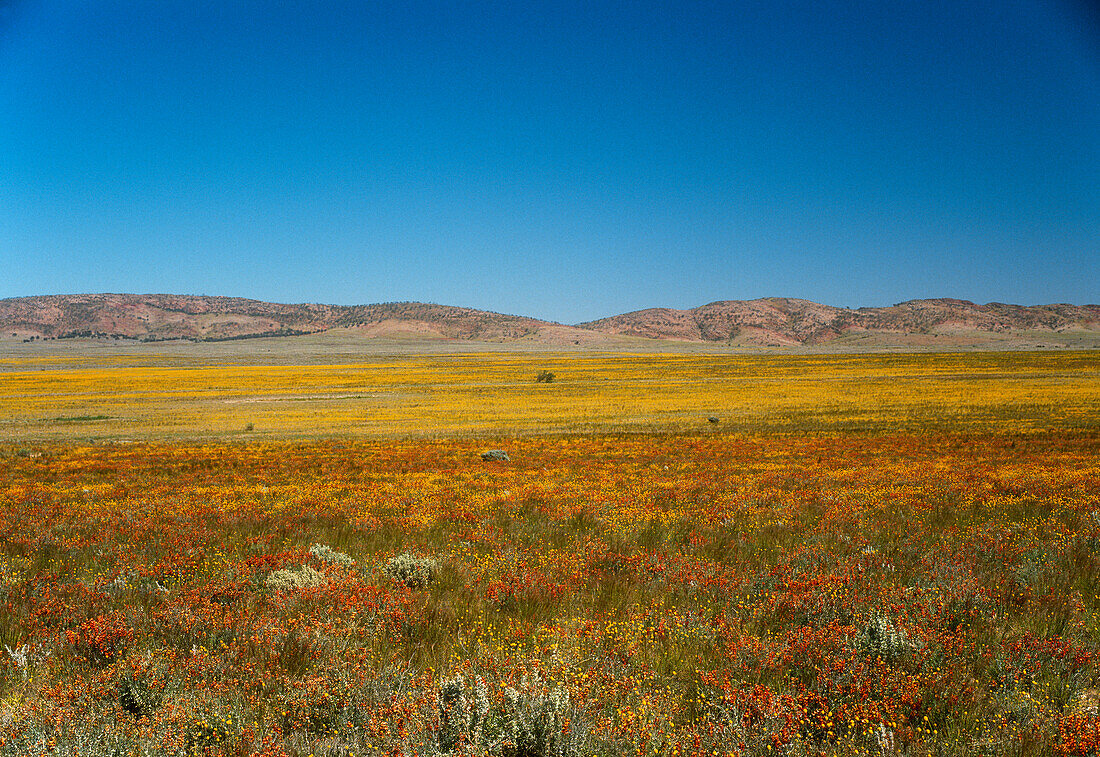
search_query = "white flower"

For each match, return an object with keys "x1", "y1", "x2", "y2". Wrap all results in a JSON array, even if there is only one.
[{"x1": 5, "y1": 645, "x2": 28, "y2": 679}]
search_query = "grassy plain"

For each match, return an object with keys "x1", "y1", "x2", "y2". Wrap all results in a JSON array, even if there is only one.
[
  {"x1": 1, "y1": 343, "x2": 1098, "y2": 440},
  {"x1": 1, "y1": 343, "x2": 1099, "y2": 756}
]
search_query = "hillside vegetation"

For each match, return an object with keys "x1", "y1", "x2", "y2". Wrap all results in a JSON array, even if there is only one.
[{"x1": 3, "y1": 293, "x2": 1098, "y2": 347}]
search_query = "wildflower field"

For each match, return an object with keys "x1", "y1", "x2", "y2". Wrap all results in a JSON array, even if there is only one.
[
  {"x1": 1, "y1": 349, "x2": 1099, "y2": 755},
  {"x1": 2, "y1": 350, "x2": 1098, "y2": 441}
]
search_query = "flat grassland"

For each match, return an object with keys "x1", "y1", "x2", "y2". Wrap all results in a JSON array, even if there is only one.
[
  {"x1": 1, "y1": 345, "x2": 1099, "y2": 756},
  {"x1": 1, "y1": 346, "x2": 1098, "y2": 439}
]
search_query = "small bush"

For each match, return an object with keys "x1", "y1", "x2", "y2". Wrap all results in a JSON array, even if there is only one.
[
  {"x1": 309, "y1": 543, "x2": 354, "y2": 568},
  {"x1": 383, "y1": 553, "x2": 438, "y2": 589},
  {"x1": 431, "y1": 675, "x2": 586, "y2": 757},
  {"x1": 116, "y1": 675, "x2": 162, "y2": 718},
  {"x1": 436, "y1": 675, "x2": 490, "y2": 753},
  {"x1": 104, "y1": 574, "x2": 129, "y2": 598},
  {"x1": 856, "y1": 611, "x2": 916, "y2": 660},
  {"x1": 535, "y1": 370, "x2": 555, "y2": 383},
  {"x1": 5, "y1": 644, "x2": 28, "y2": 680},
  {"x1": 265, "y1": 564, "x2": 324, "y2": 591},
  {"x1": 499, "y1": 683, "x2": 575, "y2": 757}
]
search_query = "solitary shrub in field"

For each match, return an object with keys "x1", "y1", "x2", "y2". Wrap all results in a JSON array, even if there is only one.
[
  {"x1": 104, "y1": 573, "x2": 129, "y2": 598},
  {"x1": 432, "y1": 675, "x2": 586, "y2": 757},
  {"x1": 117, "y1": 674, "x2": 162, "y2": 718},
  {"x1": 5, "y1": 644, "x2": 28, "y2": 680},
  {"x1": 535, "y1": 370, "x2": 555, "y2": 383},
  {"x1": 265, "y1": 564, "x2": 324, "y2": 591},
  {"x1": 309, "y1": 543, "x2": 354, "y2": 568},
  {"x1": 436, "y1": 675, "x2": 489, "y2": 753},
  {"x1": 383, "y1": 553, "x2": 438, "y2": 589},
  {"x1": 499, "y1": 683, "x2": 575, "y2": 757},
  {"x1": 856, "y1": 611, "x2": 916, "y2": 660}
]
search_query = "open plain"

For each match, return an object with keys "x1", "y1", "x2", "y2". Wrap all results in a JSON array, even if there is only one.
[
  {"x1": 1, "y1": 342, "x2": 1099, "y2": 756},
  {"x1": 1, "y1": 337, "x2": 1098, "y2": 441}
]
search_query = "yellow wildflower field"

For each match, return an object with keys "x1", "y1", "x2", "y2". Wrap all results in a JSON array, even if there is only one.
[{"x1": 0, "y1": 349, "x2": 1096, "y2": 440}]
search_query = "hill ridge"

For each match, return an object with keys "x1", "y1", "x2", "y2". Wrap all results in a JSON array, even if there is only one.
[{"x1": 2, "y1": 293, "x2": 1098, "y2": 346}]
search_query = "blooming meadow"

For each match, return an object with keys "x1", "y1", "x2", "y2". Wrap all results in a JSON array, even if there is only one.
[
  {"x1": 1, "y1": 350, "x2": 1097, "y2": 440},
  {"x1": 0, "y1": 349, "x2": 1099, "y2": 755},
  {"x1": 1, "y1": 430, "x2": 1099, "y2": 755}
]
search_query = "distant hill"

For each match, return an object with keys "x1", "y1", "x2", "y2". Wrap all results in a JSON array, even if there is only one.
[
  {"x1": 0, "y1": 294, "x2": 337, "y2": 342},
  {"x1": 2, "y1": 293, "x2": 1098, "y2": 347},
  {"x1": 0, "y1": 293, "x2": 602, "y2": 345},
  {"x1": 577, "y1": 297, "x2": 1100, "y2": 346}
]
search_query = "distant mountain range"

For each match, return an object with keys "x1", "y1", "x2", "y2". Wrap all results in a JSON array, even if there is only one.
[{"x1": 2, "y1": 293, "x2": 1099, "y2": 347}]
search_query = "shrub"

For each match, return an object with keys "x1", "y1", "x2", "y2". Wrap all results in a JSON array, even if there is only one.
[
  {"x1": 856, "y1": 611, "x2": 916, "y2": 660},
  {"x1": 265, "y1": 564, "x2": 324, "y2": 591},
  {"x1": 535, "y1": 370, "x2": 555, "y2": 383},
  {"x1": 5, "y1": 644, "x2": 27, "y2": 680},
  {"x1": 116, "y1": 674, "x2": 162, "y2": 718},
  {"x1": 309, "y1": 543, "x2": 354, "y2": 568},
  {"x1": 383, "y1": 553, "x2": 438, "y2": 589},
  {"x1": 431, "y1": 675, "x2": 586, "y2": 757},
  {"x1": 499, "y1": 683, "x2": 574, "y2": 757},
  {"x1": 436, "y1": 675, "x2": 489, "y2": 753}
]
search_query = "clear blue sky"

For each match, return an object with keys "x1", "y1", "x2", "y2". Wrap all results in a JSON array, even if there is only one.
[{"x1": 1, "y1": 0, "x2": 1097, "y2": 323}]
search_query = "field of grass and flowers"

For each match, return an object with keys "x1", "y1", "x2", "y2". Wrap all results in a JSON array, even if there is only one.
[
  {"x1": 1, "y1": 350, "x2": 1099, "y2": 755},
  {"x1": 1, "y1": 350, "x2": 1097, "y2": 440}
]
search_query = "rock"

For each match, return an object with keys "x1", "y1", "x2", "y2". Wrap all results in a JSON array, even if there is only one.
[
  {"x1": 481, "y1": 450, "x2": 510, "y2": 462},
  {"x1": 707, "y1": 416, "x2": 720, "y2": 424}
]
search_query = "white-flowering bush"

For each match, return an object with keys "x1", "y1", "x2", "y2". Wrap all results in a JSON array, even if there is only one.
[
  {"x1": 0, "y1": 723, "x2": 147, "y2": 757},
  {"x1": 383, "y1": 553, "x2": 438, "y2": 589},
  {"x1": 499, "y1": 683, "x2": 574, "y2": 757},
  {"x1": 856, "y1": 611, "x2": 917, "y2": 660},
  {"x1": 873, "y1": 723, "x2": 895, "y2": 756},
  {"x1": 105, "y1": 574, "x2": 129, "y2": 597},
  {"x1": 430, "y1": 675, "x2": 586, "y2": 757},
  {"x1": 5, "y1": 644, "x2": 28, "y2": 680},
  {"x1": 265, "y1": 564, "x2": 324, "y2": 591},
  {"x1": 309, "y1": 542, "x2": 355, "y2": 568},
  {"x1": 436, "y1": 675, "x2": 490, "y2": 753}
]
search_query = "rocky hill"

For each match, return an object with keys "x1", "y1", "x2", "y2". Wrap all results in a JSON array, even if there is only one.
[
  {"x1": 2, "y1": 293, "x2": 1098, "y2": 346},
  {"x1": 577, "y1": 297, "x2": 1100, "y2": 346},
  {"x1": 0, "y1": 293, "x2": 599, "y2": 344},
  {"x1": 0, "y1": 294, "x2": 339, "y2": 341}
]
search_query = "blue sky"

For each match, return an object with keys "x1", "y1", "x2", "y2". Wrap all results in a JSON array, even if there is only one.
[{"x1": 1, "y1": 0, "x2": 1097, "y2": 323}]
